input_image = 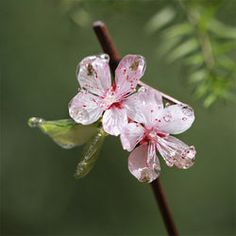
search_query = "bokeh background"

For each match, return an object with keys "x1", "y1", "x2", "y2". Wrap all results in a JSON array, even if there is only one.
[{"x1": 1, "y1": 0, "x2": 236, "y2": 235}]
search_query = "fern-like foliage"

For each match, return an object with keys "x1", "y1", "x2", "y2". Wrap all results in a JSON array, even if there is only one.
[{"x1": 147, "y1": 0, "x2": 236, "y2": 107}]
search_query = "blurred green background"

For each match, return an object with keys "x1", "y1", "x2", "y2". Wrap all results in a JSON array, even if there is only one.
[{"x1": 1, "y1": 0, "x2": 236, "y2": 235}]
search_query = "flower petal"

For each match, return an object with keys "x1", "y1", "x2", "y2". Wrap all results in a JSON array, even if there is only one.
[
  {"x1": 158, "y1": 104, "x2": 195, "y2": 134},
  {"x1": 115, "y1": 55, "x2": 146, "y2": 96},
  {"x1": 102, "y1": 107, "x2": 128, "y2": 136},
  {"x1": 69, "y1": 90, "x2": 103, "y2": 125},
  {"x1": 128, "y1": 144, "x2": 160, "y2": 183},
  {"x1": 77, "y1": 54, "x2": 111, "y2": 96},
  {"x1": 147, "y1": 143, "x2": 161, "y2": 171},
  {"x1": 120, "y1": 122, "x2": 145, "y2": 151},
  {"x1": 124, "y1": 86, "x2": 163, "y2": 126},
  {"x1": 156, "y1": 135, "x2": 196, "y2": 169}
]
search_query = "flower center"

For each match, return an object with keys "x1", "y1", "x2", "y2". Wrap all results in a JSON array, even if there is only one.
[
  {"x1": 140, "y1": 127, "x2": 168, "y2": 144},
  {"x1": 104, "y1": 92, "x2": 118, "y2": 106},
  {"x1": 100, "y1": 88, "x2": 123, "y2": 110}
]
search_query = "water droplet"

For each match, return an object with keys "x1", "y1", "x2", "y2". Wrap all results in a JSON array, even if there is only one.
[
  {"x1": 134, "y1": 168, "x2": 158, "y2": 183},
  {"x1": 70, "y1": 108, "x2": 89, "y2": 123},
  {"x1": 185, "y1": 146, "x2": 196, "y2": 159},
  {"x1": 182, "y1": 105, "x2": 193, "y2": 117},
  {"x1": 182, "y1": 117, "x2": 187, "y2": 121},
  {"x1": 163, "y1": 114, "x2": 172, "y2": 122},
  {"x1": 139, "y1": 86, "x2": 146, "y2": 93},
  {"x1": 169, "y1": 150, "x2": 176, "y2": 157},
  {"x1": 28, "y1": 117, "x2": 44, "y2": 128},
  {"x1": 99, "y1": 53, "x2": 110, "y2": 62}
]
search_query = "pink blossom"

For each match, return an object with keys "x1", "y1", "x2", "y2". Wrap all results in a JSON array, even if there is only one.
[
  {"x1": 120, "y1": 87, "x2": 196, "y2": 183},
  {"x1": 69, "y1": 54, "x2": 146, "y2": 136}
]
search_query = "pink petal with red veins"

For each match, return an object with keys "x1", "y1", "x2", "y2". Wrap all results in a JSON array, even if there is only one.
[
  {"x1": 102, "y1": 107, "x2": 128, "y2": 136},
  {"x1": 120, "y1": 122, "x2": 145, "y2": 151},
  {"x1": 157, "y1": 104, "x2": 195, "y2": 134},
  {"x1": 69, "y1": 90, "x2": 103, "y2": 125},
  {"x1": 156, "y1": 135, "x2": 196, "y2": 169},
  {"x1": 124, "y1": 86, "x2": 163, "y2": 126},
  {"x1": 128, "y1": 144, "x2": 160, "y2": 183},
  {"x1": 115, "y1": 55, "x2": 146, "y2": 96},
  {"x1": 77, "y1": 54, "x2": 111, "y2": 96}
]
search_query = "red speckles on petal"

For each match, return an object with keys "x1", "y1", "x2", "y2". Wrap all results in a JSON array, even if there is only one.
[{"x1": 115, "y1": 55, "x2": 146, "y2": 96}]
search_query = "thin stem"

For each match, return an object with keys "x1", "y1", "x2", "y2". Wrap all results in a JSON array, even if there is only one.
[
  {"x1": 93, "y1": 20, "x2": 179, "y2": 236},
  {"x1": 151, "y1": 178, "x2": 179, "y2": 236},
  {"x1": 93, "y1": 21, "x2": 120, "y2": 74}
]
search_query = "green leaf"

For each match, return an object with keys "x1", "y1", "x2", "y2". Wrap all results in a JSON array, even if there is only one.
[
  {"x1": 212, "y1": 41, "x2": 236, "y2": 57},
  {"x1": 184, "y1": 53, "x2": 204, "y2": 66},
  {"x1": 28, "y1": 117, "x2": 98, "y2": 149},
  {"x1": 157, "y1": 36, "x2": 183, "y2": 56},
  {"x1": 167, "y1": 38, "x2": 199, "y2": 62},
  {"x1": 203, "y1": 94, "x2": 217, "y2": 107},
  {"x1": 217, "y1": 56, "x2": 236, "y2": 71},
  {"x1": 146, "y1": 7, "x2": 176, "y2": 33},
  {"x1": 162, "y1": 23, "x2": 193, "y2": 39},
  {"x1": 74, "y1": 129, "x2": 106, "y2": 179},
  {"x1": 189, "y1": 69, "x2": 208, "y2": 83},
  {"x1": 208, "y1": 19, "x2": 236, "y2": 39},
  {"x1": 195, "y1": 82, "x2": 209, "y2": 98}
]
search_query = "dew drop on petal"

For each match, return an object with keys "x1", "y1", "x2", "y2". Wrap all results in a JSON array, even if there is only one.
[
  {"x1": 181, "y1": 105, "x2": 194, "y2": 117},
  {"x1": 182, "y1": 146, "x2": 196, "y2": 160},
  {"x1": 177, "y1": 146, "x2": 196, "y2": 169},
  {"x1": 128, "y1": 145, "x2": 159, "y2": 183},
  {"x1": 132, "y1": 168, "x2": 159, "y2": 183},
  {"x1": 157, "y1": 136, "x2": 196, "y2": 169},
  {"x1": 163, "y1": 114, "x2": 172, "y2": 122},
  {"x1": 98, "y1": 53, "x2": 110, "y2": 63},
  {"x1": 70, "y1": 107, "x2": 89, "y2": 123}
]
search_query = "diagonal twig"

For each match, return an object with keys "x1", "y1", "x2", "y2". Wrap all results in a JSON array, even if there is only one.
[{"x1": 93, "y1": 20, "x2": 179, "y2": 236}]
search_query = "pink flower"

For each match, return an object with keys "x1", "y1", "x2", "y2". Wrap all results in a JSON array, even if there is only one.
[
  {"x1": 69, "y1": 54, "x2": 146, "y2": 136},
  {"x1": 120, "y1": 87, "x2": 196, "y2": 183}
]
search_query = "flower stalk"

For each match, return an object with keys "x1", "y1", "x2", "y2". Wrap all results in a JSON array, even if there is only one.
[{"x1": 93, "y1": 20, "x2": 179, "y2": 236}]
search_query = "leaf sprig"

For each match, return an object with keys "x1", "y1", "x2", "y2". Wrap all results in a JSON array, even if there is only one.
[
  {"x1": 146, "y1": 1, "x2": 236, "y2": 107},
  {"x1": 28, "y1": 117, "x2": 105, "y2": 178}
]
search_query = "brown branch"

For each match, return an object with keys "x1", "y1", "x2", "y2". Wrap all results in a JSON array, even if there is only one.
[
  {"x1": 93, "y1": 21, "x2": 179, "y2": 236},
  {"x1": 151, "y1": 179, "x2": 179, "y2": 236}
]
